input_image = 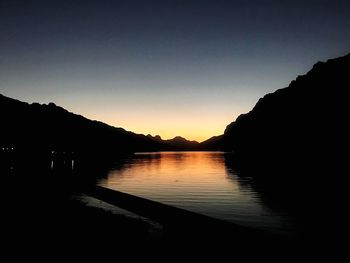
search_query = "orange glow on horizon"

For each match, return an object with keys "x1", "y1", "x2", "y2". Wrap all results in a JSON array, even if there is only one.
[
  {"x1": 77, "y1": 113, "x2": 240, "y2": 142},
  {"x1": 60, "y1": 100, "x2": 248, "y2": 142},
  {"x1": 103, "y1": 152, "x2": 234, "y2": 191},
  {"x1": 101, "y1": 116, "x2": 233, "y2": 142}
]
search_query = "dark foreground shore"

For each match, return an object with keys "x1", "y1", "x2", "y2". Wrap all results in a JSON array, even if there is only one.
[{"x1": 1, "y1": 163, "x2": 300, "y2": 258}]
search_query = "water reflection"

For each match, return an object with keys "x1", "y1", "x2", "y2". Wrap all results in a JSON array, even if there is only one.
[
  {"x1": 99, "y1": 152, "x2": 296, "y2": 235},
  {"x1": 1, "y1": 150, "x2": 297, "y2": 235}
]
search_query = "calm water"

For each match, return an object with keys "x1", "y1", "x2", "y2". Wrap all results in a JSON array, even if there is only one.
[{"x1": 98, "y1": 152, "x2": 295, "y2": 235}]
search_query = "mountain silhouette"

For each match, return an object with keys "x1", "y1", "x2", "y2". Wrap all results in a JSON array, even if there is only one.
[
  {"x1": 2, "y1": 53, "x2": 348, "y2": 249},
  {"x1": 197, "y1": 135, "x2": 224, "y2": 150},
  {"x1": 219, "y1": 53, "x2": 349, "y2": 244},
  {"x1": 0, "y1": 94, "x2": 171, "y2": 163},
  {"x1": 147, "y1": 134, "x2": 199, "y2": 150},
  {"x1": 2, "y1": 52, "x2": 348, "y2": 163},
  {"x1": 0, "y1": 94, "x2": 209, "y2": 166},
  {"x1": 222, "y1": 53, "x2": 349, "y2": 173}
]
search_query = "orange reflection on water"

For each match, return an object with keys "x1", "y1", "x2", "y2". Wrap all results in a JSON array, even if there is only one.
[
  {"x1": 101, "y1": 152, "x2": 241, "y2": 198},
  {"x1": 99, "y1": 152, "x2": 292, "y2": 234}
]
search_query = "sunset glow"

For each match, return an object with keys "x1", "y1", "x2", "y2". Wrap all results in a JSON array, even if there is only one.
[
  {"x1": 85, "y1": 107, "x2": 245, "y2": 142},
  {"x1": 1, "y1": 1, "x2": 349, "y2": 141}
]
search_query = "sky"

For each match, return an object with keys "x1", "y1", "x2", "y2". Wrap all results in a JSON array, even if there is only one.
[{"x1": 1, "y1": 0, "x2": 350, "y2": 142}]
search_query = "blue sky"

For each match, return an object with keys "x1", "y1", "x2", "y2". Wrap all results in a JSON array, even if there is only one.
[{"x1": 1, "y1": 0, "x2": 350, "y2": 141}]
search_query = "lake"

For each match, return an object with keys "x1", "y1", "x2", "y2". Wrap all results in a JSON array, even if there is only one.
[{"x1": 98, "y1": 151, "x2": 296, "y2": 235}]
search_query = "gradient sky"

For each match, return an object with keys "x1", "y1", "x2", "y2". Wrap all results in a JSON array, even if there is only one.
[{"x1": 1, "y1": 0, "x2": 350, "y2": 141}]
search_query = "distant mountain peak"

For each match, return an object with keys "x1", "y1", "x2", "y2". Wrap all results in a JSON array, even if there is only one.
[
  {"x1": 164, "y1": 136, "x2": 199, "y2": 149},
  {"x1": 146, "y1": 134, "x2": 199, "y2": 149},
  {"x1": 172, "y1": 136, "x2": 186, "y2": 141},
  {"x1": 147, "y1": 134, "x2": 162, "y2": 141}
]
